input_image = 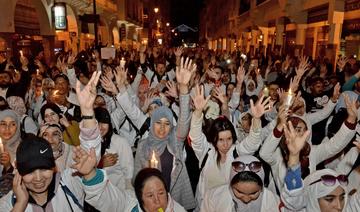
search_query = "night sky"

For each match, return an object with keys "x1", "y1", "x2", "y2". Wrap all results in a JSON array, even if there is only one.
[{"x1": 170, "y1": 0, "x2": 203, "y2": 30}]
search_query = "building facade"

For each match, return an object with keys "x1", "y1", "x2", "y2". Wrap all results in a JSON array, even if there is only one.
[
  {"x1": 0, "y1": 0, "x2": 145, "y2": 62},
  {"x1": 200, "y1": 0, "x2": 360, "y2": 63}
]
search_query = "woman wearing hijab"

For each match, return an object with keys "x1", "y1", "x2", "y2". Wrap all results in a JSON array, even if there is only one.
[
  {"x1": 283, "y1": 167, "x2": 360, "y2": 211},
  {"x1": 40, "y1": 102, "x2": 80, "y2": 146},
  {"x1": 201, "y1": 155, "x2": 279, "y2": 212},
  {"x1": 94, "y1": 107, "x2": 134, "y2": 190},
  {"x1": 7, "y1": 95, "x2": 38, "y2": 135},
  {"x1": 134, "y1": 57, "x2": 197, "y2": 210},
  {"x1": 259, "y1": 94, "x2": 356, "y2": 192},
  {"x1": 38, "y1": 123, "x2": 73, "y2": 172},
  {"x1": 189, "y1": 84, "x2": 272, "y2": 209},
  {"x1": 0, "y1": 109, "x2": 21, "y2": 174}
]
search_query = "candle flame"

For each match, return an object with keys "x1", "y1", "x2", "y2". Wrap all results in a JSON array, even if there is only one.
[
  {"x1": 121, "y1": 57, "x2": 125, "y2": 61},
  {"x1": 151, "y1": 150, "x2": 156, "y2": 161},
  {"x1": 53, "y1": 90, "x2": 59, "y2": 96},
  {"x1": 288, "y1": 88, "x2": 292, "y2": 95}
]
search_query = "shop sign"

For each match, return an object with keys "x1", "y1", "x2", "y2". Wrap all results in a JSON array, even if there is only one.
[{"x1": 53, "y1": 3, "x2": 67, "y2": 30}]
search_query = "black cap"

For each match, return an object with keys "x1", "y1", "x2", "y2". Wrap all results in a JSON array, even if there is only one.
[{"x1": 16, "y1": 135, "x2": 56, "y2": 176}]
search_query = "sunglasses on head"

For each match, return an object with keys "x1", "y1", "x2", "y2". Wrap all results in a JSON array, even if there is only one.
[
  {"x1": 309, "y1": 175, "x2": 348, "y2": 187},
  {"x1": 232, "y1": 161, "x2": 262, "y2": 173}
]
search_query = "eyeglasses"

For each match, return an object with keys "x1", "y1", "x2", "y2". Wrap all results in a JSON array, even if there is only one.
[
  {"x1": 232, "y1": 161, "x2": 262, "y2": 173},
  {"x1": 309, "y1": 175, "x2": 348, "y2": 187}
]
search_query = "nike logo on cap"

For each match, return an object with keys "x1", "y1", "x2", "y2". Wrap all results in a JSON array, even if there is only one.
[{"x1": 40, "y1": 148, "x2": 48, "y2": 154}]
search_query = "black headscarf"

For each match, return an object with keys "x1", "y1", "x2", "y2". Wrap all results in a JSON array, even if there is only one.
[{"x1": 94, "y1": 107, "x2": 113, "y2": 156}]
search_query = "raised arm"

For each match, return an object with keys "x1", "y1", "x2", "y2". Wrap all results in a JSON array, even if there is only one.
[
  {"x1": 235, "y1": 95, "x2": 272, "y2": 154},
  {"x1": 76, "y1": 71, "x2": 102, "y2": 159},
  {"x1": 312, "y1": 93, "x2": 357, "y2": 164},
  {"x1": 190, "y1": 84, "x2": 211, "y2": 161},
  {"x1": 175, "y1": 57, "x2": 196, "y2": 142}
]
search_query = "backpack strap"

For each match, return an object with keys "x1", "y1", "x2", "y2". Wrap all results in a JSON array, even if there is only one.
[
  {"x1": 60, "y1": 182, "x2": 84, "y2": 211},
  {"x1": 232, "y1": 148, "x2": 239, "y2": 159},
  {"x1": 200, "y1": 148, "x2": 211, "y2": 172},
  {"x1": 347, "y1": 153, "x2": 360, "y2": 177}
]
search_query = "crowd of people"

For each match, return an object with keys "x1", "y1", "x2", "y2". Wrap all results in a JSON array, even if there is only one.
[{"x1": 0, "y1": 44, "x2": 359, "y2": 212}]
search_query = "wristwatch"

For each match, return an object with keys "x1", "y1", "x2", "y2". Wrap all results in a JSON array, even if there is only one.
[{"x1": 81, "y1": 115, "x2": 94, "y2": 120}]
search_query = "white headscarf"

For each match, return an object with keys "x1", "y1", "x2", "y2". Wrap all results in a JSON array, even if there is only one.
[
  {"x1": 229, "y1": 155, "x2": 265, "y2": 212},
  {"x1": 304, "y1": 169, "x2": 348, "y2": 211}
]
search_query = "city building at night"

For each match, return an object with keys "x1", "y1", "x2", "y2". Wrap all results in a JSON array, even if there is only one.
[
  {"x1": 0, "y1": 0, "x2": 145, "y2": 62},
  {"x1": 200, "y1": 0, "x2": 360, "y2": 63}
]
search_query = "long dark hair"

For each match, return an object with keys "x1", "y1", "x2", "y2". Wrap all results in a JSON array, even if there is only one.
[
  {"x1": 134, "y1": 168, "x2": 169, "y2": 211},
  {"x1": 279, "y1": 116, "x2": 311, "y2": 178},
  {"x1": 94, "y1": 107, "x2": 113, "y2": 156},
  {"x1": 208, "y1": 116, "x2": 237, "y2": 167}
]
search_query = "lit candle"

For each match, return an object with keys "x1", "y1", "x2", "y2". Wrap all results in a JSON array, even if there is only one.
[
  {"x1": 285, "y1": 88, "x2": 294, "y2": 108},
  {"x1": 19, "y1": 50, "x2": 23, "y2": 57},
  {"x1": 120, "y1": 57, "x2": 126, "y2": 69},
  {"x1": 36, "y1": 69, "x2": 39, "y2": 75},
  {"x1": 150, "y1": 150, "x2": 159, "y2": 168},
  {"x1": 0, "y1": 138, "x2": 4, "y2": 153},
  {"x1": 53, "y1": 90, "x2": 59, "y2": 97},
  {"x1": 263, "y1": 86, "x2": 269, "y2": 97}
]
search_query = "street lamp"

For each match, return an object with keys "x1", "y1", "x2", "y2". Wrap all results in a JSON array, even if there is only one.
[{"x1": 154, "y1": 7, "x2": 159, "y2": 13}]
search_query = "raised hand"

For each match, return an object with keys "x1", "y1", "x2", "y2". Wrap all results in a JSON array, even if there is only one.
[
  {"x1": 67, "y1": 52, "x2": 76, "y2": 66},
  {"x1": 176, "y1": 57, "x2": 197, "y2": 94},
  {"x1": 71, "y1": 146, "x2": 97, "y2": 180},
  {"x1": 177, "y1": 57, "x2": 197, "y2": 85},
  {"x1": 165, "y1": 81, "x2": 178, "y2": 99},
  {"x1": 100, "y1": 75, "x2": 118, "y2": 95},
  {"x1": 250, "y1": 95, "x2": 273, "y2": 119},
  {"x1": 12, "y1": 170, "x2": 29, "y2": 209},
  {"x1": 289, "y1": 75, "x2": 301, "y2": 93},
  {"x1": 191, "y1": 84, "x2": 211, "y2": 116},
  {"x1": 76, "y1": 70, "x2": 102, "y2": 115},
  {"x1": 174, "y1": 47, "x2": 184, "y2": 57},
  {"x1": 236, "y1": 64, "x2": 245, "y2": 85},
  {"x1": 331, "y1": 82, "x2": 341, "y2": 102},
  {"x1": 296, "y1": 55, "x2": 310, "y2": 77},
  {"x1": 213, "y1": 87, "x2": 228, "y2": 105},
  {"x1": 20, "y1": 55, "x2": 29, "y2": 68},
  {"x1": 284, "y1": 120, "x2": 310, "y2": 167},
  {"x1": 104, "y1": 66, "x2": 114, "y2": 80},
  {"x1": 283, "y1": 55, "x2": 291, "y2": 72},
  {"x1": 337, "y1": 56, "x2": 348, "y2": 71},
  {"x1": 114, "y1": 66, "x2": 128, "y2": 92},
  {"x1": 344, "y1": 93, "x2": 358, "y2": 124}
]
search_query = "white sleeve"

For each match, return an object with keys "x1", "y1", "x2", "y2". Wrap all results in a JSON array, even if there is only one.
[
  {"x1": 189, "y1": 113, "x2": 211, "y2": 164},
  {"x1": 116, "y1": 91, "x2": 147, "y2": 130},
  {"x1": 312, "y1": 123, "x2": 355, "y2": 165}
]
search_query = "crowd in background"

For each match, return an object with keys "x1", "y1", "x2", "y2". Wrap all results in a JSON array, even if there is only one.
[{"x1": 0, "y1": 44, "x2": 359, "y2": 211}]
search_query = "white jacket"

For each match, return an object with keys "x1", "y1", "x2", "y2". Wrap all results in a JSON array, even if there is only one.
[
  {"x1": 260, "y1": 122, "x2": 355, "y2": 192},
  {"x1": 201, "y1": 185, "x2": 279, "y2": 212},
  {"x1": 189, "y1": 113, "x2": 261, "y2": 209},
  {"x1": 0, "y1": 169, "x2": 126, "y2": 212},
  {"x1": 104, "y1": 133, "x2": 134, "y2": 190}
]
